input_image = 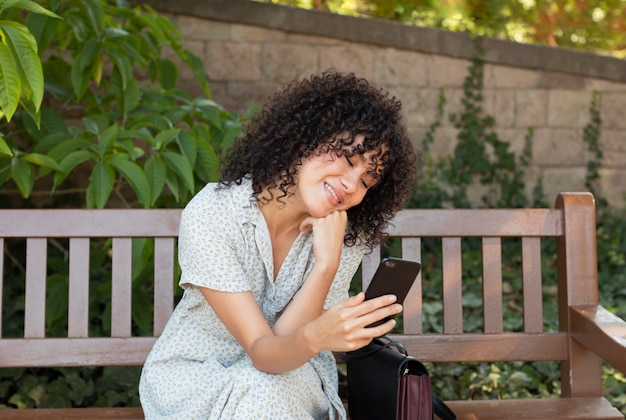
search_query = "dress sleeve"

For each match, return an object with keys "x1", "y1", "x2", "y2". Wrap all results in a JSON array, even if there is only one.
[
  {"x1": 323, "y1": 243, "x2": 365, "y2": 309},
  {"x1": 177, "y1": 186, "x2": 253, "y2": 293}
]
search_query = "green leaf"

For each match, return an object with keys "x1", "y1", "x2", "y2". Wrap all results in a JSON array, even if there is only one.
[
  {"x1": 145, "y1": 156, "x2": 166, "y2": 205},
  {"x1": 177, "y1": 131, "x2": 197, "y2": 165},
  {"x1": 10, "y1": 155, "x2": 34, "y2": 198},
  {"x1": 154, "y1": 128, "x2": 179, "y2": 150},
  {"x1": 65, "y1": 11, "x2": 90, "y2": 43},
  {"x1": 108, "y1": 155, "x2": 151, "y2": 208},
  {"x1": 120, "y1": 77, "x2": 140, "y2": 115},
  {"x1": 88, "y1": 160, "x2": 115, "y2": 208},
  {"x1": 106, "y1": 47, "x2": 132, "y2": 90},
  {"x1": 71, "y1": 38, "x2": 102, "y2": 99},
  {"x1": 158, "y1": 58, "x2": 178, "y2": 89},
  {"x1": 53, "y1": 150, "x2": 94, "y2": 188},
  {"x1": 1, "y1": 0, "x2": 61, "y2": 19},
  {"x1": 0, "y1": 135, "x2": 13, "y2": 157},
  {"x1": 195, "y1": 138, "x2": 220, "y2": 182},
  {"x1": 1, "y1": 21, "x2": 44, "y2": 110},
  {"x1": 97, "y1": 124, "x2": 119, "y2": 157},
  {"x1": 83, "y1": 115, "x2": 109, "y2": 134},
  {"x1": 18, "y1": 93, "x2": 40, "y2": 127},
  {"x1": 21, "y1": 152, "x2": 62, "y2": 171},
  {"x1": 162, "y1": 151, "x2": 194, "y2": 193},
  {"x1": 79, "y1": 0, "x2": 105, "y2": 38},
  {"x1": 0, "y1": 39, "x2": 20, "y2": 121}
]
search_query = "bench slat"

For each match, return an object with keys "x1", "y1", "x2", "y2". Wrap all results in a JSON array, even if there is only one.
[
  {"x1": 0, "y1": 407, "x2": 145, "y2": 419},
  {"x1": 522, "y1": 236, "x2": 544, "y2": 333},
  {"x1": 360, "y1": 249, "x2": 380, "y2": 290},
  {"x1": 25, "y1": 238, "x2": 47, "y2": 338},
  {"x1": 0, "y1": 397, "x2": 621, "y2": 420},
  {"x1": 0, "y1": 337, "x2": 156, "y2": 367},
  {"x1": 388, "y1": 208, "x2": 563, "y2": 236},
  {"x1": 482, "y1": 237, "x2": 503, "y2": 333},
  {"x1": 442, "y1": 237, "x2": 463, "y2": 334},
  {"x1": 68, "y1": 238, "x2": 90, "y2": 338},
  {"x1": 0, "y1": 237, "x2": 3, "y2": 337},
  {"x1": 0, "y1": 209, "x2": 182, "y2": 237},
  {"x1": 402, "y1": 237, "x2": 422, "y2": 334},
  {"x1": 445, "y1": 397, "x2": 623, "y2": 420},
  {"x1": 571, "y1": 305, "x2": 626, "y2": 373},
  {"x1": 396, "y1": 332, "x2": 568, "y2": 362},
  {"x1": 154, "y1": 237, "x2": 175, "y2": 335},
  {"x1": 111, "y1": 238, "x2": 133, "y2": 337}
]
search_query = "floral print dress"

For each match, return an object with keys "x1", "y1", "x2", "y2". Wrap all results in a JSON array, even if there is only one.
[{"x1": 139, "y1": 178, "x2": 365, "y2": 419}]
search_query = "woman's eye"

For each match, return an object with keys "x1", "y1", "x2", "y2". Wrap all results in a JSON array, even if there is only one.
[
  {"x1": 344, "y1": 156, "x2": 353, "y2": 167},
  {"x1": 361, "y1": 180, "x2": 370, "y2": 189}
]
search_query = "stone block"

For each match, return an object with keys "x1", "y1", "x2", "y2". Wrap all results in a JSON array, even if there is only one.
[
  {"x1": 287, "y1": 33, "x2": 343, "y2": 46},
  {"x1": 598, "y1": 168, "x2": 626, "y2": 210},
  {"x1": 177, "y1": 16, "x2": 230, "y2": 41},
  {"x1": 425, "y1": 127, "x2": 459, "y2": 160},
  {"x1": 388, "y1": 87, "x2": 439, "y2": 128},
  {"x1": 586, "y1": 78, "x2": 626, "y2": 92},
  {"x1": 541, "y1": 167, "x2": 587, "y2": 202},
  {"x1": 262, "y1": 43, "x2": 319, "y2": 83},
  {"x1": 598, "y1": 130, "x2": 626, "y2": 168},
  {"x1": 537, "y1": 71, "x2": 585, "y2": 89},
  {"x1": 515, "y1": 90, "x2": 548, "y2": 128},
  {"x1": 547, "y1": 90, "x2": 593, "y2": 128},
  {"x1": 206, "y1": 42, "x2": 262, "y2": 81},
  {"x1": 600, "y1": 92, "x2": 626, "y2": 130},
  {"x1": 319, "y1": 44, "x2": 375, "y2": 81},
  {"x1": 483, "y1": 90, "x2": 515, "y2": 127},
  {"x1": 231, "y1": 24, "x2": 286, "y2": 43},
  {"x1": 533, "y1": 128, "x2": 585, "y2": 166},
  {"x1": 441, "y1": 88, "x2": 465, "y2": 127},
  {"x1": 484, "y1": 64, "x2": 536, "y2": 89},
  {"x1": 430, "y1": 55, "x2": 470, "y2": 88},
  {"x1": 374, "y1": 48, "x2": 428, "y2": 87}
]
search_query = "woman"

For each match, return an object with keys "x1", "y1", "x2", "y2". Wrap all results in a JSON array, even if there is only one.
[{"x1": 139, "y1": 71, "x2": 417, "y2": 419}]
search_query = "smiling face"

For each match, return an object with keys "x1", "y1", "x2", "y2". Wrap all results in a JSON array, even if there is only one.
[{"x1": 291, "y1": 135, "x2": 387, "y2": 218}]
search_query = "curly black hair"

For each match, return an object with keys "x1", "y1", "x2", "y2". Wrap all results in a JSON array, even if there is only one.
[{"x1": 220, "y1": 71, "x2": 416, "y2": 250}]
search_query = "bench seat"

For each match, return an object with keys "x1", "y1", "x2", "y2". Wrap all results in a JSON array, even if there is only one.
[{"x1": 1, "y1": 397, "x2": 621, "y2": 419}]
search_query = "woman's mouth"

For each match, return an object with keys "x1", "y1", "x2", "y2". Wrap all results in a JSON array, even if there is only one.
[{"x1": 324, "y1": 183, "x2": 341, "y2": 204}]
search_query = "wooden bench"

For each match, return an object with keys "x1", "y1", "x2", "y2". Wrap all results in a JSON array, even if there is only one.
[{"x1": 1, "y1": 192, "x2": 625, "y2": 419}]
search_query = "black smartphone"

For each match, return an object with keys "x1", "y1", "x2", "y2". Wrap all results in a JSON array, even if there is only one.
[{"x1": 363, "y1": 257, "x2": 421, "y2": 327}]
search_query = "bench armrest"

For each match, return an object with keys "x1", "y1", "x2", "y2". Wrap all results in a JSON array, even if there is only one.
[{"x1": 570, "y1": 305, "x2": 626, "y2": 374}]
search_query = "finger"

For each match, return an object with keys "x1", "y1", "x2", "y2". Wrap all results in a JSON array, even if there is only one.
[
  {"x1": 299, "y1": 216, "x2": 315, "y2": 232},
  {"x1": 360, "y1": 302, "x2": 402, "y2": 327},
  {"x1": 365, "y1": 318, "x2": 398, "y2": 337}
]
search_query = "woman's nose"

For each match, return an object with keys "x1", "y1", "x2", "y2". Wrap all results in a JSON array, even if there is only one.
[{"x1": 341, "y1": 168, "x2": 360, "y2": 193}]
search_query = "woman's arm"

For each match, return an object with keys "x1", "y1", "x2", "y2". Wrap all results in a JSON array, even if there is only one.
[
  {"x1": 200, "y1": 287, "x2": 401, "y2": 374},
  {"x1": 272, "y1": 210, "x2": 351, "y2": 336}
]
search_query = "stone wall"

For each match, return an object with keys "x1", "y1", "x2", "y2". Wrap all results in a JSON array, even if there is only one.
[{"x1": 142, "y1": 0, "x2": 626, "y2": 208}]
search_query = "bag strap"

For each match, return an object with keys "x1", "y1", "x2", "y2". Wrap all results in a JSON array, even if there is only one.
[
  {"x1": 338, "y1": 336, "x2": 408, "y2": 361},
  {"x1": 433, "y1": 393, "x2": 457, "y2": 420}
]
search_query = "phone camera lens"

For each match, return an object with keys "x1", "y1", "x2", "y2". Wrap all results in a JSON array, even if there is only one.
[{"x1": 384, "y1": 260, "x2": 396, "y2": 268}]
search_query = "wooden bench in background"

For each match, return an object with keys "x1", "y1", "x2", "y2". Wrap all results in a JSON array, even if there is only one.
[{"x1": 1, "y1": 192, "x2": 625, "y2": 419}]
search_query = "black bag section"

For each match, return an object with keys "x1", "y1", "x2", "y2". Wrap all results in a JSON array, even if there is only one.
[{"x1": 339, "y1": 337, "x2": 456, "y2": 420}]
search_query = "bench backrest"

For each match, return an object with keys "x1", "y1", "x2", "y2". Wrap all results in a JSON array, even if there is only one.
[{"x1": 0, "y1": 193, "x2": 600, "y2": 397}]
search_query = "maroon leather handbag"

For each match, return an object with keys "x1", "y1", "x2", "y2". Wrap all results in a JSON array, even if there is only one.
[{"x1": 339, "y1": 337, "x2": 456, "y2": 420}]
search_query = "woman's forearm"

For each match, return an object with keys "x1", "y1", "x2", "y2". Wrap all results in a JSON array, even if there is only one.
[{"x1": 272, "y1": 262, "x2": 338, "y2": 336}]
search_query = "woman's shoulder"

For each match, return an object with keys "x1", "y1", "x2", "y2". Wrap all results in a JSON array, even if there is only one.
[{"x1": 181, "y1": 179, "x2": 256, "y2": 227}]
